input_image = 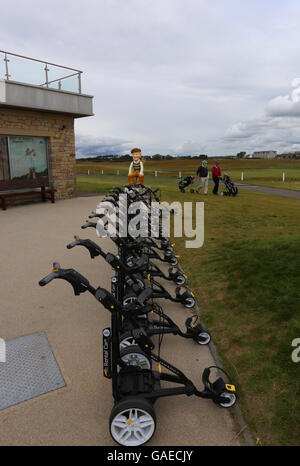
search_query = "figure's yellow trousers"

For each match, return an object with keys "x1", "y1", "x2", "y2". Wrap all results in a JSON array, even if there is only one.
[{"x1": 128, "y1": 170, "x2": 144, "y2": 185}]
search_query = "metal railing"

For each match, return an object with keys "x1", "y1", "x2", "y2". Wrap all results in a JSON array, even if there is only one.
[{"x1": 0, "y1": 50, "x2": 83, "y2": 94}]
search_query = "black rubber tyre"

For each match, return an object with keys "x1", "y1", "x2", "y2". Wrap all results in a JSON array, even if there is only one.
[
  {"x1": 170, "y1": 256, "x2": 179, "y2": 266},
  {"x1": 119, "y1": 331, "x2": 137, "y2": 349},
  {"x1": 175, "y1": 274, "x2": 186, "y2": 285},
  {"x1": 123, "y1": 290, "x2": 138, "y2": 307},
  {"x1": 110, "y1": 397, "x2": 156, "y2": 446},
  {"x1": 195, "y1": 330, "x2": 211, "y2": 345},
  {"x1": 184, "y1": 296, "x2": 195, "y2": 308},
  {"x1": 119, "y1": 345, "x2": 152, "y2": 370},
  {"x1": 213, "y1": 391, "x2": 237, "y2": 408}
]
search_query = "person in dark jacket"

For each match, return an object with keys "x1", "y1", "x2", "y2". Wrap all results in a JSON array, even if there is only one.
[
  {"x1": 211, "y1": 161, "x2": 222, "y2": 195},
  {"x1": 192, "y1": 160, "x2": 209, "y2": 194}
]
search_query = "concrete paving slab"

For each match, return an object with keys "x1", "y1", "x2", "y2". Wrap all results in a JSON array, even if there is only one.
[{"x1": 0, "y1": 332, "x2": 65, "y2": 411}]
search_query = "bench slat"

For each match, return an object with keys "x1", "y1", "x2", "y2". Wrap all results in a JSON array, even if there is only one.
[{"x1": 1, "y1": 185, "x2": 55, "y2": 211}]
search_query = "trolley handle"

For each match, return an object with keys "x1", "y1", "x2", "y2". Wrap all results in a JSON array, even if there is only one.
[
  {"x1": 81, "y1": 220, "x2": 97, "y2": 230},
  {"x1": 66, "y1": 236, "x2": 106, "y2": 259},
  {"x1": 39, "y1": 263, "x2": 94, "y2": 296},
  {"x1": 88, "y1": 212, "x2": 105, "y2": 219}
]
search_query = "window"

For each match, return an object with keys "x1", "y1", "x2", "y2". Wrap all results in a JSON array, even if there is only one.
[
  {"x1": 0, "y1": 136, "x2": 9, "y2": 181},
  {"x1": 0, "y1": 136, "x2": 49, "y2": 183}
]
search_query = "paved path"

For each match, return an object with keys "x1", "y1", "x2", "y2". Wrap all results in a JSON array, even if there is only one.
[
  {"x1": 236, "y1": 183, "x2": 300, "y2": 199},
  {"x1": 0, "y1": 196, "x2": 240, "y2": 446}
]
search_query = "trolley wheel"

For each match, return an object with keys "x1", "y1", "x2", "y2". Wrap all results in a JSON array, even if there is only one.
[
  {"x1": 123, "y1": 291, "x2": 138, "y2": 307},
  {"x1": 119, "y1": 332, "x2": 136, "y2": 350},
  {"x1": 170, "y1": 256, "x2": 179, "y2": 266},
  {"x1": 184, "y1": 296, "x2": 195, "y2": 308},
  {"x1": 120, "y1": 345, "x2": 152, "y2": 370},
  {"x1": 165, "y1": 246, "x2": 174, "y2": 255},
  {"x1": 213, "y1": 391, "x2": 237, "y2": 408},
  {"x1": 110, "y1": 397, "x2": 156, "y2": 446},
  {"x1": 195, "y1": 330, "x2": 211, "y2": 345},
  {"x1": 175, "y1": 274, "x2": 186, "y2": 285}
]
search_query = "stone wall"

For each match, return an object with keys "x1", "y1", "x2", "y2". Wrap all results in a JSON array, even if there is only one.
[{"x1": 0, "y1": 107, "x2": 76, "y2": 199}]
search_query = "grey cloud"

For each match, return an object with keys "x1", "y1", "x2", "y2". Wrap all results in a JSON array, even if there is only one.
[
  {"x1": 267, "y1": 79, "x2": 300, "y2": 117},
  {"x1": 76, "y1": 135, "x2": 133, "y2": 157},
  {"x1": 221, "y1": 79, "x2": 300, "y2": 152},
  {"x1": 2, "y1": 0, "x2": 300, "y2": 154}
]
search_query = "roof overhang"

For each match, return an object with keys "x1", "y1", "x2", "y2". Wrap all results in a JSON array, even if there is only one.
[{"x1": 0, "y1": 80, "x2": 93, "y2": 118}]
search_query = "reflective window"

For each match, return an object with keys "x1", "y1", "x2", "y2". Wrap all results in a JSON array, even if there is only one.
[
  {"x1": 8, "y1": 137, "x2": 48, "y2": 180},
  {"x1": 0, "y1": 136, "x2": 49, "y2": 183}
]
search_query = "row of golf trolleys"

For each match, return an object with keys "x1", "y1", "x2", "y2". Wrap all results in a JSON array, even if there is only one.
[{"x1": 39, "y1": 184, "x2": 237, "y2": 446}]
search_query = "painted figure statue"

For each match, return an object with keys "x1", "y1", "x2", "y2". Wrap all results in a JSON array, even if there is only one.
[{"x1": 128, "y1": 147, "x2": 144, "y2": 185}]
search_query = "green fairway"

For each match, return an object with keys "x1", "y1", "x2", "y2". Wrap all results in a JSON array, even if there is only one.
[
  {"x1": 231, "y1": 168, "x2": 300, "y2": 191},
  {"x1": 76, "y1": 174, "x2": 176, "y2": 194},
  {"x1": 77, "y1": 158, "x2": 300, "y2": 191},
  {"x1": 76, "y1": 172, "x2": 300, "y2": 445}
]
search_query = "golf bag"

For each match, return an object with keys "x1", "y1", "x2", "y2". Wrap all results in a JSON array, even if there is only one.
[
  {"x1": 221, "y1": 174, "x2": 238, "y2": 196},
  {"x1": 178, "y1": 176, "x2": 194, "y2": 192}
]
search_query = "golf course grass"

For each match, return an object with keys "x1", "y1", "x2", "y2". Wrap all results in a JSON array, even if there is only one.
[
  {"x1": 77, "y1": 158, "x2": 300, "y2": 191},
  {"x1": 76, "y1": 172, "x2": 300, "y2": 445}
]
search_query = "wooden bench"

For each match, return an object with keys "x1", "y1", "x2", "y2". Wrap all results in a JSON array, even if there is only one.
[{"x1": 0, "y1": 179, "x2": 56, "y2": 211}]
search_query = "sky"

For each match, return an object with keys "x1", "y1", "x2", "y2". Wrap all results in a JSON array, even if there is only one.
[{"x1": 1, "y1": 0, "x2": 300, "y2": 156}]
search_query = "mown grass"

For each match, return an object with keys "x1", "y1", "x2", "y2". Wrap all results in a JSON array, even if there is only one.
[
  {"x1": 166, "y1": 188, "x2": 300, "y2": 445},
  {"x1": 77, "y1": 158, "x2": 300, "y2": 191},
  {"x1": 77, "y1": 173, "x2": 300, "y2": 445},
  {"x1": 76, "y1": 174, "x2": 176, "y2": 194}
]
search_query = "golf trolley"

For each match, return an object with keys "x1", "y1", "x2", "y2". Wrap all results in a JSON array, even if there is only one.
[
  {"x1": 178, "y1": 176, "x2": 194, "y2": 193},
  {"x1": 221, "y1": 174, "x2": 238, "y2": 196},
  {"x1": 66, "y1": 237, "x2": 211, "y2": 346},
  {"x1": 39, "y1": 263, "x2": 237, "y2": 446},
  {"x1": 66, "y1": 237, "x2": 185, "y2": 286}
]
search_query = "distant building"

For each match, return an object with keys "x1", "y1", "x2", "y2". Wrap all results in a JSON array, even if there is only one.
[
  {"x1": 252, "y1": 151, "x2": 277, "y2": 159},
  {"x1": 277, "y1": 152, "x2": 300, "y2": 159}
]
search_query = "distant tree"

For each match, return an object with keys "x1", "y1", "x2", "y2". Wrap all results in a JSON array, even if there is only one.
[
  {"x1": 236, "y1": 151, "x2": 246, "y2": 159},
  {"x1": 152, "y1": 154, "x2": 162, "y2": 160},
  {"x1": 199, "y1": 154, "x2": 208, "y2": 159}
]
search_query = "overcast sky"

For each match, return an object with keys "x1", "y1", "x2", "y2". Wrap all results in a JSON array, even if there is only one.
[{"x1": 2, "y1": 0, "x2": 300, "y2": 156}]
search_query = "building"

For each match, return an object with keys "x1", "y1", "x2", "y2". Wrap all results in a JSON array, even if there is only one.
[
  {"x1": 0, "y1": 50, "x2": 93, "y2": 201},
  {"x1": 277, "y1": 152, "x2": 300, "y2": 159},
  {"x1": 252, "y1": 150, "x2": 277, "y2": 159}
]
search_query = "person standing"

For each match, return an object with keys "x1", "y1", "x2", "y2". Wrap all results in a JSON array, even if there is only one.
[
  {"x1": 212, "y1": 161, "x2": 222, "y2": 195},
  {"x1": 193, "y1": 159, "x2": 209, "y2": 194}
]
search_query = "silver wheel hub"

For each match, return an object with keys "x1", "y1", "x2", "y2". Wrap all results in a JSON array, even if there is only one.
[
  {"x1": 218, "y1": 392, "x2": 236, "y2": 407},
  {"x1": 111, "y1": 408, "x2": 155, "y2": 446},
  {"x1": 121, "y1": 352, "x2": 150, "y2": 369}
]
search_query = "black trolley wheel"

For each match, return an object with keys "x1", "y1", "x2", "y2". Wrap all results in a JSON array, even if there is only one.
[{"x1": 110, "y1": 397, "x2": 156, "y2": 446}]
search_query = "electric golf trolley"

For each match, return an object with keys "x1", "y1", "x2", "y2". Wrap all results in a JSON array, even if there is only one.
[
  {"x1": 39, "y1": 263, "x2": 237, "y2": 447},
  {"x1": 66, "y1": 237, "x2": 211, "y2": 347}
]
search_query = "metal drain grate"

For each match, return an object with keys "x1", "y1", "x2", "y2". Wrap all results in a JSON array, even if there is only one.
[{"x1": 0, "y1": 332, "x2": 65, "y2": 411}]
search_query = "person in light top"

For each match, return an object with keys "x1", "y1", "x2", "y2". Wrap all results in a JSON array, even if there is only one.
[
  {"x1": 192, "y1": 159, "x2": 209, "y2": 194},
  {"x1": 128, "y1": 147, "x2": 144, "y2": 185}
]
